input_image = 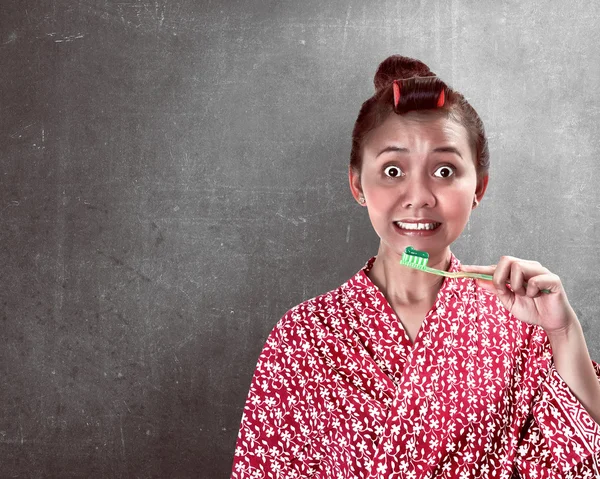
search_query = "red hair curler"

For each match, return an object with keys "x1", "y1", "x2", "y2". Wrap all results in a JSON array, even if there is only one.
[
  {"x1": 393, "y1": 80, "x2": 401, "y2": 108},
  {"x1": 437, "y1": 89, "x2": 445, "y2": 107}
]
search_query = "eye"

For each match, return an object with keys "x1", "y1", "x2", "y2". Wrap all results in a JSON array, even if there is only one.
[
  {"x1": 384, "y1": 165, "x2": 403, "y2": 178},
  {"x1": 434, "y1": 165, "x2": 455, "y2": 178}
]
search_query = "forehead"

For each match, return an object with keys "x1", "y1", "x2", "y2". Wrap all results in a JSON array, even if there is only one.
[{"x1": 363, "y1": 112, "x2": 471, "y2": 157}]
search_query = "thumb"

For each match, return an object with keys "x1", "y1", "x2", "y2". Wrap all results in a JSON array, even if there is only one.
[{"x1": 474, "y1": 278, "x2": 495, "y2": 293}]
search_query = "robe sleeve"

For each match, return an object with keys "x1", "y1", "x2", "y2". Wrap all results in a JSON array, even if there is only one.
[
  {"x1": 230, "y1": 309, "x2": 332, "y2": 479},
  {"x1": 515, "y1": 358, "x2": 600, "y2": 479}
]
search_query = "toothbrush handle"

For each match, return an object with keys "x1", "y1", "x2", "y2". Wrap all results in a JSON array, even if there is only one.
[
  {"x1": 466, "y1": 272, "x2": 494, "y2": 281},
  {"x1": 466, "y1": 272, "x2": 551, "y2": 294}
]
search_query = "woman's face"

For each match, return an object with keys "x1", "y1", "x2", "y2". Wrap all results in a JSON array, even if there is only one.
[{"x1": 349, "y1": 112, "x2": 488, "y2": 259}]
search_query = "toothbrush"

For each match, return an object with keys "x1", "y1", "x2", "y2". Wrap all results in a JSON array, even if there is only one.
[{"x1": 399, "y1": 246, "x2": 551, "y2": 294}]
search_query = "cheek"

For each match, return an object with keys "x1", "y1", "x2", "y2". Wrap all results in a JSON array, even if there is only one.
[
  {"x1": 442, "y1": 187, "x2": 476, "y2": 217},
  {"x1": 452, "y1": 178, "x2": 478, "y2": 200},
  {"x1": 454, "y1": 193, "x2": 474, "y2": 209},
  {"x1": 364, "y1": 187, "x2": 396, "y2": 214},
  {"x1": 455, "y1": 196, "x2": 473, "y2": 220}
]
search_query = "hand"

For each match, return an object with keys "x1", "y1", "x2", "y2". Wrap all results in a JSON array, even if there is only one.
[{"x1": 460, "y1": 256, "x2": 578, "y2": 335}]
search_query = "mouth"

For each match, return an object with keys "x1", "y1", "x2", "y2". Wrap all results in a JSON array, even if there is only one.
[
  {"x1": 393, "y1": 221, "x2": 442, "y2": 236},
  {"x1": 394, "y1": 221, "x2": 442, "y2": 231}
]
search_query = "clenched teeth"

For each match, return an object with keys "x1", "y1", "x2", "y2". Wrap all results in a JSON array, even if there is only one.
[{"x1": 395, "y1": 222, "x2": 440, "y2": 230}]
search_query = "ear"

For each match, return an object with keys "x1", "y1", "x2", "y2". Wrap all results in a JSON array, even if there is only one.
[
  {"x1": 348, "y1": 166, "x2": 365, "y2": 204},
  {"x1": 474, "y1": 173, "x2": 489, "y2": 205}
]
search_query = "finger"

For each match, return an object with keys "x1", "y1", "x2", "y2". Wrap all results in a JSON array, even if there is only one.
[
  {"x1": 525, "y1": 279, "x2": 541, "y2": 298},
  {"x1": 508, "y1": 260, "x2": 551, "y2": 295},
  {"x1": 525, "y1": 273, "x2": 561, "y2": 296},
  {"x1": 508, "y1": 260, "x2": 550, "y2": 278},
  {"x1": 509, "y1": 262, "x2": 527, "y2": 296},
  {"x1": 494, "y1": 256, "x2": 514, "y2": 295},
  {"x1": 460, "y1": 264, "x2": 496, "y2": 274},
  {"x1": 474, "y1": 278, "x2": 496, "y2": 293}
]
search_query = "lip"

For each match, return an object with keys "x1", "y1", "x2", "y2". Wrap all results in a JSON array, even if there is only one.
[{"x1": 395, "y1": 218, "x2": 440, "y2": 223}]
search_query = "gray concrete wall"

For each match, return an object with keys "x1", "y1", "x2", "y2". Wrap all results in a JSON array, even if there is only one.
[{"x1": 2, "y1": 0, "x2": 599, "y2": 477}]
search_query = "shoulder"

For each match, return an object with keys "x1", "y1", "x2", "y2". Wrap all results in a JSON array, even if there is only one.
[
  {"x1": 275, "y1": 282, "x2": 352, "y2": 336},
  {"x1": 252, "y1": 276, "x2": 362, "y2": 382},
  {"x1": 266, "y1": 262, "x2": 372, "y2": 349}
]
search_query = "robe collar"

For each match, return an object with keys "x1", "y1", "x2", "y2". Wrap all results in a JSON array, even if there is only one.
[{"x1": 349, "y1": 251, "x2": 471, "y2": 301}]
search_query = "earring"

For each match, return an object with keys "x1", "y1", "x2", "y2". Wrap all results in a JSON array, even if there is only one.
[
  {"x1": 359, "y1": 196, "x2": 366, "y2": 205},
  {"x1": 472, "y1": 199, "x2": 478, "y2": 208}
]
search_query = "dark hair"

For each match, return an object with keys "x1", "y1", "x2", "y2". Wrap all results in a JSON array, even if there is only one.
[{"x1": 350, "y1": 55, "x2": 489, "y2": 179}]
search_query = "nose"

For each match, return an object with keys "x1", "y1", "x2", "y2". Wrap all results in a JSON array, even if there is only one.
[{"x1": 400, "y1": 174, "x2": 436, "y2": 209}]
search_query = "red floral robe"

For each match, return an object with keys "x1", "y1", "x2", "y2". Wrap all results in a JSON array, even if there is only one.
[{"x1": 232, "y1": 254, "x2": 600, "y2": 478}]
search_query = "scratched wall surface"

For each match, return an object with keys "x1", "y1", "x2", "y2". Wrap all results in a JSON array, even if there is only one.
[{"x1": 1, "y1": 0, "x2": 600, "y2": 477}]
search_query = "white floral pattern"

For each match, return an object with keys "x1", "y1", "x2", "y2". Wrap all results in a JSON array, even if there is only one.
[{"x1": 232, "y1": 254, "x2": 600, "y2": 478}]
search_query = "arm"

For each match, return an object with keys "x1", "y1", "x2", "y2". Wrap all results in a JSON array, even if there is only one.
[
  {"x1": 231, "y1": 312, "x2": 320, "y2": 478},
  {"x1": 511, "y1": 327, "x2": 600, "y2": 478},
  {"x1": 461, "y1": 258, "x2": 600, "y2": 476},
  {"x1": 547, "y1": 318, "x2": 600, "y2": 426},
  {"x1": 514, "y1": 355, "x2": 600, "y2": 478},
  {"x1": 461, "y1": 256, "x2": 600, "y2": 425},
  {"x1": 231, "y1": 305, "x2": 351, "y2": 479}
]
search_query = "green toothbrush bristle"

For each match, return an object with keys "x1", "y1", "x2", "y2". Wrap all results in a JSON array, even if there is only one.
[{"x1": 402, "y1": 246, "x2": 429, "y2": 267}]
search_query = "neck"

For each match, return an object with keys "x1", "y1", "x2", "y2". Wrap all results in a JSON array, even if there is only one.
[{"x1": 368, "y1": 244, "x2": 452, "y2": 306}]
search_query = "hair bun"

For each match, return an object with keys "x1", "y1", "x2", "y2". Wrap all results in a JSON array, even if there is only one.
[{"x1": 373, "y1": 55, "x2": 435, "y2": 92}]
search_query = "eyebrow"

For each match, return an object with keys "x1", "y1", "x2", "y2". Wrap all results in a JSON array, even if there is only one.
[{"x1": 376, "y1": 145, "x2": 464, "y2": 159}]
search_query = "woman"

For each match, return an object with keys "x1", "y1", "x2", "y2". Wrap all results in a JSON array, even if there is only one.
[{"x1": 231, "y1": 55, "x2": 600, "y2": 478}]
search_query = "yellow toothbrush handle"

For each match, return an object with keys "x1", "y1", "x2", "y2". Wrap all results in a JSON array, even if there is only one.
[{"x1": 462, "y1": 272, "x2": 552, "y2": 294}]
